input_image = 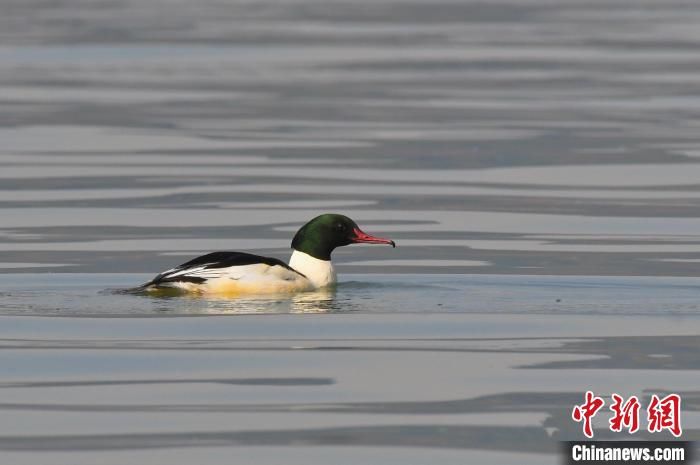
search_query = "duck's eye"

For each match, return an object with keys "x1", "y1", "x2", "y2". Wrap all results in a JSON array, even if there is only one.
[{"x1": 335, "y1": 223, "x2": 346, "y2": 232}]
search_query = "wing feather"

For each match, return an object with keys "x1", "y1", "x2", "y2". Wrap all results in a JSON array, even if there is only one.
[{"x1": 142, "y1": 251, "x2": 305, "y2": 288}]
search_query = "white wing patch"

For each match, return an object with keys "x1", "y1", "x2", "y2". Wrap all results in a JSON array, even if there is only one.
[
  {"x1": 152, "y1": 262, "x2": 312, "y2": 295},
  {"x1": 215, "y1": 264, "x2": 303, "y2": 282}
]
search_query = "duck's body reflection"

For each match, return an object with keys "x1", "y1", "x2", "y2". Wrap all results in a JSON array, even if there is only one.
[{"x1": 184, "y1": 286, "x2": 341, "y2": 314}]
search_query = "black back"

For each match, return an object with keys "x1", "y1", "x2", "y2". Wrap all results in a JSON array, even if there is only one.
[{"x1": 178, "y1": 251, "x2": 293, "y2": 270}]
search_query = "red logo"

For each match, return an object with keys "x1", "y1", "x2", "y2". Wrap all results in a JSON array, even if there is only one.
[{"x1": 572, "y1": 391, "x2": 682, "y2": 438}]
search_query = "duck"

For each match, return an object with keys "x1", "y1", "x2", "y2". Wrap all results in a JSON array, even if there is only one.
[{"x1": 139, "y1": 213, "x2": 395, "y2": 296}]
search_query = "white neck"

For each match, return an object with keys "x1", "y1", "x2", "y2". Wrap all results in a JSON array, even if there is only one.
[{"x1": 289, "y1": 250, "x2": 336, "y2": 288}]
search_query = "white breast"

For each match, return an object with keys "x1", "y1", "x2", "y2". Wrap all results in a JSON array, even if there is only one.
[{"x1": 288, "y1": 250, "x2": 336, "y2": 288}]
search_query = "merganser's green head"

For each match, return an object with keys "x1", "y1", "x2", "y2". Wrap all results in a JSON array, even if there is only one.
[{"x1": 291, "y1": 213, "x2": 395, "y2": 261}]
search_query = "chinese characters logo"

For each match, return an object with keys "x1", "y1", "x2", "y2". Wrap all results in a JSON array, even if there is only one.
[{"x1": 572, "y1": 391, "x2": 681, "y2": 438}]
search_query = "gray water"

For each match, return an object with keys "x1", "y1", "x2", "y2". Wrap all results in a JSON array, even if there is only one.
[{"x1": 2, "y1": 0, "x2": 700, "y2": 463}]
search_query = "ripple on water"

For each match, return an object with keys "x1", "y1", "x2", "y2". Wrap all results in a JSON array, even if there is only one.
[
  {"x1": 1, "y1": 273, "x2": 700, "y2": 317},
  {"x1": 3, "y1": 0, "x2": 700, "y2": 461}
]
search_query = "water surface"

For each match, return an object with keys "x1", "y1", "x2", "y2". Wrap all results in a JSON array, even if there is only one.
[{"x1": 2, "y1": 0, "x2": 700, "y2": 463}]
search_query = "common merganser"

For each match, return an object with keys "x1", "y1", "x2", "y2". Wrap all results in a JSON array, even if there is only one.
[{"x1": 139, "y1": 213, "x2": 395, "y2": 296}]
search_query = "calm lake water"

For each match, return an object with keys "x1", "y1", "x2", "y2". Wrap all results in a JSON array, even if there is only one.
[{"x1": 2, "y1": 0, "x2": 700, "y2": 463}]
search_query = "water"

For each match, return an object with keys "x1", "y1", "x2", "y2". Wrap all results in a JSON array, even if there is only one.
[
  {"x1": 2, "y1": 0, "x2": 700, "y2": 463},
  {"x1": 4, "y1": 273, "x2": 700, "y2": 316}
]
